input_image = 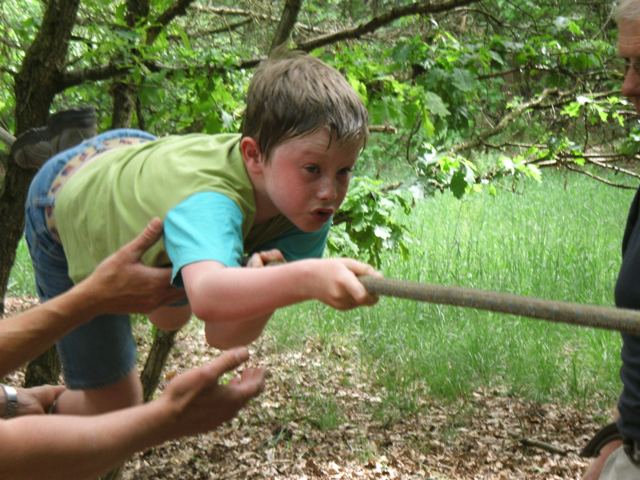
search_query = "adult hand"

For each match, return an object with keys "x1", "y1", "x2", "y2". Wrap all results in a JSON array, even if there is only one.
[
  {"x1": 14, "y1": 385, "x2": 65, "y2": 416},
  {"x1": 311, "y1": 258, "x2": 381, "y2": 310},
  {"x1": 160, "y1": 347, "x2": 265, "y2": 438},
  {"x1": 245, "y1": 249, "x2": 285, "y2": 268},
  {"x1": 81, "y1": 218, "x2": 185, "y2": 313}
]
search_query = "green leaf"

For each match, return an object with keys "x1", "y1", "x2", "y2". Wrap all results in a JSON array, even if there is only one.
[
  {"x1": 451, "y1": 68, "x2": 475, "y2": 92},
  {"x1": 450, "y1": 170, "x2": 468, "y2": 199},
  {"x1": 562, "y1": 102, "x2": 581, "y2": 118},
  {"x1": 424, "y1": 91, "x2": 450, "y2": 117}
]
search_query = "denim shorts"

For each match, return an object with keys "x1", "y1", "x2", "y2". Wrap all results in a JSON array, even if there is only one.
[{"x1": 24, "y1": 129, "x2": 156, "y2": 389}]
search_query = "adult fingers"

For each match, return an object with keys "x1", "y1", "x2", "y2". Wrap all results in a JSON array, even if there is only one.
[
  {"x1": 121, "y1": 217, "x2": 164, "y2": 261},
  {"x1": 22, "y1": 385, "x2": 66, "y2": 411},
  {"x1": 231, "y1": 368, "x2": 266, "y2": 399},
  {"x1": 203, "y1": 347, "x2": 250, "y2": 382}
]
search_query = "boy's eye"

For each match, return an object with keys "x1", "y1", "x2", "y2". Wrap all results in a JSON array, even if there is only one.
[
  {"x1": 304, "y1": 165, "x2": 320, "y2": 174},
  {"x1": 338, "y1": 167, "x2": 353, "y2": 176}
]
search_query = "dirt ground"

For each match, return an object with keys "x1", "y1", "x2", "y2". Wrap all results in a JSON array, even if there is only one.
[{"x1": 3, "y1": 297, "x2": 610, "y2": 479}]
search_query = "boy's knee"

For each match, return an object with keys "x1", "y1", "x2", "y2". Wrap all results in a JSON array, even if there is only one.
[
  {"x1": 148, "y1": 304, "x2": 191, "y2": 331},
  {"x1": 90, "y1": 372, "x2": 142, "y2": 406}
]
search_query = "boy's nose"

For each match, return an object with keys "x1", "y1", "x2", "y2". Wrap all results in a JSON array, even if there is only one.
[{"x1": 317, "y1": 178, "x2": 338, "y2": 201}]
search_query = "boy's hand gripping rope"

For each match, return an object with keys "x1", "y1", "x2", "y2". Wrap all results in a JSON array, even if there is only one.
[{"x1": 358, "y1": 276, "x2": 640, "y2": 335}]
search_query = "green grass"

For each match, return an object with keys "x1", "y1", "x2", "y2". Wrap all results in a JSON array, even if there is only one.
[
  {"x1": 7, "y1": 237, "x2": 35, "y2": 297},
  {"x1": 268, "y1": 171, "x2": 632, "y2": 413}
]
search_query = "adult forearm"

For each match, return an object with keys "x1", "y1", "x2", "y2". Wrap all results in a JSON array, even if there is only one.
[
  {"x1": 0, "y1": 284, "x2": 101, "y2": 376},
  {"x1": 0, "y1": 402, "x2": 170, "y2": 480}
]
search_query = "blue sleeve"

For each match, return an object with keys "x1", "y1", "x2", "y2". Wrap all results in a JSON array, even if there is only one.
[
  {"x1": 253, "y1": 219, "x2": 331, "y2": 261},
  {"x1": 164, "y1": 192, "x2": 244, "y2": 285}
]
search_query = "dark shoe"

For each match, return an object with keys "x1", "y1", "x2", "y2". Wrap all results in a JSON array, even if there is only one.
[
  {"x1": 11, "y1": 106, "x2": 97, "y2": 169},
  {"x1": 580, "y1": 422, "x2": 622, "y2": 457}
]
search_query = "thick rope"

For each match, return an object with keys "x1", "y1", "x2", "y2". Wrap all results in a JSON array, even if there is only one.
[{"x1": 359, "y1": 276, "x2": 640, "y2": 335}]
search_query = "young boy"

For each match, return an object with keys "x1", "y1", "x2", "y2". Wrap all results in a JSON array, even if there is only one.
[{"x1": 19, "y1": 51, "x2": 379, "y2": 415}]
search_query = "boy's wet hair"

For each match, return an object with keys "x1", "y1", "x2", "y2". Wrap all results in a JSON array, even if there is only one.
[{"x1": 241, "y1": 50, "x2": 369, "y2": 160}]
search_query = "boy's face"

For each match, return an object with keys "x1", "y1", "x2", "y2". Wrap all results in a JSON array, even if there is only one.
[{"x1": 261, "y1": 128, "x2": 361, "y2": 232}]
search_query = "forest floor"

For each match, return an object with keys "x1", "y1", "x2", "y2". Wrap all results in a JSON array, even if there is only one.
[{"x1": 4, "y1": 297, "x2": 610, "y2": 480}]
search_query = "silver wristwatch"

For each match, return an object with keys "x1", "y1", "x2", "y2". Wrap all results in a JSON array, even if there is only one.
[{"x1": 1, "y1": 384, "x2": 18, "y2": 418}]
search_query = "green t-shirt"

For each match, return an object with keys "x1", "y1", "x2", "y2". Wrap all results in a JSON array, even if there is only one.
[{"x1": 55, "y1": 133, "x2": 323, "y2": 283}]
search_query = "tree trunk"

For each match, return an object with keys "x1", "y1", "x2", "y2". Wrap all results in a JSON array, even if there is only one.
[
  {"x1": 111, "y1": 81, "x2": 137, "y2": 129},
  {"x1": 269, "y1": 0, "x2": 303, "y2": 52},
  {"x1": 0, "y1": 167, "x2": 35, "y2": 314},
  {"x1": 0, "y1": 0, "x2": 81, "y2": 309},
  {"x1": 141, "y1": 327, "x2": 178, "y2": 402},
  {"x1": 24, "y1": 346, "x2": 61, "y2": 387}
]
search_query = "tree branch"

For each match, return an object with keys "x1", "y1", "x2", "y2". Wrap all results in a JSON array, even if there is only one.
[
  {"x1": 189, "y1": 5, "x2": 326, "y2": 34},
  {"x1": 296, "y1": 0, "x2": 482, "y2": 51},
  {"x1": 147, "y1": 0, "x2": 197, "y2": 45},
  {"x1": 452, "y1": 88, "x2": 558, "y2": 154},
  {"x1": 168, "y1": 19, "x2": 252, "y2": 40},
  {"x1": 532, "y1": 89, "x2": 620, "y2": 111},
  {"x1": 565, "y1": 164, "x2": 637, "y2": 189},
  {"x1": 57, "y1": 0, "x2": 481, "y2": 91},
  {"x1": 58, "y1": 64, "x2": 131, "y2": 90}
]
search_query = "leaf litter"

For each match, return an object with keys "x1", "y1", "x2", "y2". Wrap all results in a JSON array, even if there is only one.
[{"x1": 2, "y1": 298, "x2": 610, "y2": 479}]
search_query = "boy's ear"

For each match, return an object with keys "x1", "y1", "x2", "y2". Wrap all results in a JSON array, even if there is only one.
[{"x1": 240, "y1": 137, "x2": 264, "y2": 174}]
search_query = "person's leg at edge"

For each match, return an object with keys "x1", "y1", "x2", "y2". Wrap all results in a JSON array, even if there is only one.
[{"x1": 598, "y1": 446, "x2": 640, "y2": 479}]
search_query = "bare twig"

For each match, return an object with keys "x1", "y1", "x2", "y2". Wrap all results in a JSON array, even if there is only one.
[
  {"x1": 451, "y1": 88, "x2": 558, "y2": 154},
  {"x1": 168, "y1": 19, "x2": 252, "y2": 40},
  {"x1": 507, "y1": 430, "x2": 573, "y2": 456},
  {"x1": 579, "y1": 157, "x2": 640, "y2": 180},
  {"x1": 565, "y1": 164, "x2": 637, "y2": 189},
  {"x1": 189, "y1": 5, "x2": 326, "y2": 34},
  {"x1": 369, "y1": 124, "x2": 398, "y2": 133}
]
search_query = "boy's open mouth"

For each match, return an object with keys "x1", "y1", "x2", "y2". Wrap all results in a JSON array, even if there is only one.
[{"x1": 312, "y1": 208, "x2": 334, "y2": 220}]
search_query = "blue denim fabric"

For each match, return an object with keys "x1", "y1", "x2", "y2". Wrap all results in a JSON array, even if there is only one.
[{"x1": 24, "y1": 129, "x2": 156, "y2": 389}]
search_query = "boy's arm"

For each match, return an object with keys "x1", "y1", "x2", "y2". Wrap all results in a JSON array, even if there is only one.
[
  {"x1": 0, "y1": 218, "x2": 183, "y2": 376},
  {"x1": 182, "y1": 257, "x2": 380, "y2": 349},
  {"x1": 0, "y1": 348, "x2": 264, "y2": 480}
]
